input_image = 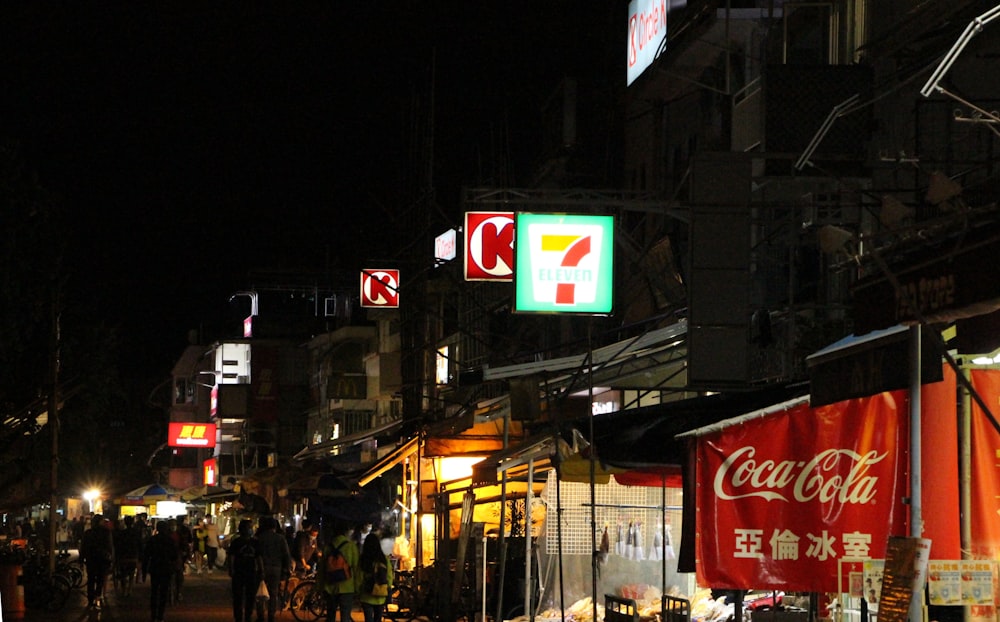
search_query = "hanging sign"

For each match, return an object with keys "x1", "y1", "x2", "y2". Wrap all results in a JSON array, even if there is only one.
[
  {"x1": 695, "y1": 392, "x2": 907, "y2": 592},
  {"x1": 168, "y1": 422, "x2": 217, "y2": 448},
  {"x1": 465, "y1": 211, "x2": 514, "y2": 281},
  {"x1": 513, "y1": 213, "x2": 615, "y2": 315},
  {"x1": 360, "y1": 269, "x2": 400, "y2": 308}
]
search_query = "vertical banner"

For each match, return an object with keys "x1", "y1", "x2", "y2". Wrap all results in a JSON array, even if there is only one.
[
  {"x1": 695, "y1": 392, "x2": 908, "y2": 592},
  {"x1": 971, "y1": 369, "x2": 1000, "y2": 557},
  {"x1": 921, "y1": 365, "x2": 961, "y2": 558}
]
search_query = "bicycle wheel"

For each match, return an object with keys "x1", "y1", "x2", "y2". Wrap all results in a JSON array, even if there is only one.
[
  {"x1": 290, "y1": 580, "x2": 325, "y2": 622},
  {"x1": 386, "y1": 585, "x2": 416, "y2": 619},
  {"x1": 45, "y1": 574, "x2": 73, "y2": 612}
]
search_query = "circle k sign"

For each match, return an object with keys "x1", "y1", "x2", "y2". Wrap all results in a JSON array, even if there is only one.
[{"x1": 361, "y1": 269, "x2": 400, "y2": 308}]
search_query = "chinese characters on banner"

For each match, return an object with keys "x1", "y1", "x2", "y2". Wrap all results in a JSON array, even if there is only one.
[{"x1": 695, "y1": 392, "x2": 908, "y2": 592}]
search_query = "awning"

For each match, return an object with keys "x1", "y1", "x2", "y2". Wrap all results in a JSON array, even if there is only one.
[
  {"x1": 585, "y1": 382, "x2": 809, "y2": 469},
  {"x1": 806, "y1": 324, "x2": 942, "y2": 407},
  {"x1": 482, "y1": 322, "x2": 688, "y2": 391},
  {"x1": 279, "y1": 473, "x2": 353, "y2": 498},
  {"x1": 293, "y1": 418, "x2": 404, "y2": 461},
  {"x1": 357, "y1": 435, "x2": 420, "y2": 487}
]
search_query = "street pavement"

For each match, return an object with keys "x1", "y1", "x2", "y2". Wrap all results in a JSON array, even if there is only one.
[
  {"x1": 15, "y1": 566, "x2": 248, "y2": 622},
  {"x1": 5, "y1": 564, "x2": 373, "y2": 622}
]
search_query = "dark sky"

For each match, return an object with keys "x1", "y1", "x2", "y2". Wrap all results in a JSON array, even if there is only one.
[{"x1": 0, "y1": 3, "x2": 621, "y2": 374}]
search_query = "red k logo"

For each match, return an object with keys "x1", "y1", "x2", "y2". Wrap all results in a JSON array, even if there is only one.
[
  {"x1": 360, "y1": 269, "x2": 400, "y2": 308},
  {"x1": 465, "y1": 212, "x2": 514, "y2": 281}
]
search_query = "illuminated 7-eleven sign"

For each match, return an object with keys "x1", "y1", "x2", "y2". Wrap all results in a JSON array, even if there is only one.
[{"x1": 514, "y1": 213, "x2": 614, "y2": 314}]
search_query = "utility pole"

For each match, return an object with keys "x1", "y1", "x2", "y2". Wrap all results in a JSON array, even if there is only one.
[{"x1": 47, "y1": 288, "x2": 61, "y2": 576}]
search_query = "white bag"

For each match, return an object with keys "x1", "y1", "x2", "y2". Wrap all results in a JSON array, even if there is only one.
[{"x1": 256, "y1": 580, "x2": 270, "y2": 602}]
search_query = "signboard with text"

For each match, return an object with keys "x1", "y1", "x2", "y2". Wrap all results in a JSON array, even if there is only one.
[
  {"x1": 627, "y1": 0, "x2": 668, "y2": 86},
  {"x1": 465, "y1": 211, "x2": 514, "y2": 281},
  {"x1": 360, "y1": 269, "x2": 400, "y2": 308},
  {"x1": 168, "y1": 422, "x2": 217, "y2": 448},
  {"x1": 513, "y1": 213, "x2": 615, "y2": 315},
  {"x1": 695, "y1": 392, "x2": 907, "y2": 592}
]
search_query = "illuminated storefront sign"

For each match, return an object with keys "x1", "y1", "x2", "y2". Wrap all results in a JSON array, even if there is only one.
[
  {"x1": 168, "y1": 422, "x2": 217, "y2": 448},
  {"x1": 360, "y1": 269, "x2": 400, "y2": 308},
  {"x1": 627, "y1": 0, "x2": 669, "y2": 86},
  {"x1": 435, "y1": 228, "x2": 457, "y2": 266},
  {"x1": 203, "y1": 458, "x2": 217, "y2": 486},
  {"x1": 465, "y1": 211, "x2": 514, "y2": 281},
  {"x1": 514, "y1": 213, "x2": 614, "y2": 315}
]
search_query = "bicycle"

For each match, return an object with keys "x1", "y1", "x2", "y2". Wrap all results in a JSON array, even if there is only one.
[
  {"x1": 386, "y1": 569, "x2": 437, "y2": 622},
  {"x1": 288, "y1": 578, "x2": 327, "y2": 621},
  {"x1": 21, "y1": 561, "x2": 73, "y2": 612}
]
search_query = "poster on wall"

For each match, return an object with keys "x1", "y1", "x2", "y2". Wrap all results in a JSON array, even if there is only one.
[{"x1": 694, "y1": 392, "x2": 908, "y2": 592}]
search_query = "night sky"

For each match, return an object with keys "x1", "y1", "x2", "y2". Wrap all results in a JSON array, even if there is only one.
[{"x1": 0, "y1": 3, "x2": 621, "y2": 374}]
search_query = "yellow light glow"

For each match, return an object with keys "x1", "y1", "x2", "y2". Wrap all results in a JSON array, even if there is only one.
[{"x1": 436, "y1": 456, "x2": 484, "y2": 482}]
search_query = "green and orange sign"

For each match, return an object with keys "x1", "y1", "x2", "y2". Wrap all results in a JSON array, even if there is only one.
[{"x1": 514, "y1": 213, "x2": 614, "y2": 315}]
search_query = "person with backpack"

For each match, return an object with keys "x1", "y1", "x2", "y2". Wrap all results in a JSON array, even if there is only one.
[
  {"x1": 228, "y1": 519, "x2": 260, "y2": 622},
  {"x1": 318, "y1": 519, "x2": 360, "y2": 622},
  {"x1": 358, "y1": 531, "x2": 393, "y2": 622}
]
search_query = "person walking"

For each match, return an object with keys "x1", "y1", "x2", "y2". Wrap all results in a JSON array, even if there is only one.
[
  {"x1": 204, "y1": 515, "x2": 220, "y2": 572},
  {"x1": 56, "y1": 518, "x2": 71, "y2": 555},
  {"x1": 113, "y1": 515, "x2": 143, "y2": 597},
  {"x1": 143, "y1": 520, "x2": 180, "y2": 622},
  {"x1": 357, "y1": 532, "x2": 393, "y2": 622},
  {"x1": 193, "y1": 519, "x2": 208, "y2": 573},
  {"x1": 227, "y1": 519, "x2": 260, "y2": 622},
  {"x1": 255, "y1": 516, "x2": 292, "y2": 622},
  {"x1": 318, "y1": 520, "x2": 360, "y2": 622},
  {"x1": 80, "y1": 514, "x2": 115, "y2": 610}
]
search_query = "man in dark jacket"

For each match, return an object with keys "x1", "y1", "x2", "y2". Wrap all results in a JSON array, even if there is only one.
[
  {"x1": 143, "y1": 520, "x2": 179, "y2": 622},
  {"x1": 80, "y1": 514, "x2": 114, "y2": 610},
  {"x1": 255, "y1": 516, "x2": 293, "y2": 622},
  {"x1": 228, "y1": 519, "x2": 260, "y2": 622}
]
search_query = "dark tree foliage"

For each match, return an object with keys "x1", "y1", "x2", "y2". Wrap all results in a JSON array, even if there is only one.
[{"x1": 0, "y1": 142, "x2": 160, "y2": 506}]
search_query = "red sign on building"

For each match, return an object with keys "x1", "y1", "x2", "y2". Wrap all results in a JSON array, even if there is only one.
[
  {"x1": 465, "y1": 212, "x2": 514, "y2": 281},
  {"x1": 695, "y1": 393, "x2": 908, "y2": 592},
  {"x1": 360, "y1": 269, "x2": 400, "y2": 308},
  {"x1": 203, "y1": 457, "x2": 217, "y2": 486},
  {"x1": 168, "y1": 422, "x2": 217, "y2": 448}
]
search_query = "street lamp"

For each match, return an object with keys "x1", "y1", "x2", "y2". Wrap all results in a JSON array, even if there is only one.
[{"x1": 83, "y1": 489, "x2": 100, "y2": 513}]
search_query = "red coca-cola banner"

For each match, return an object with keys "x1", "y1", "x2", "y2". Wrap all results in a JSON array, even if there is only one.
[{"x1": 695, "y1": 392, "x2": 908, "y2": 592}]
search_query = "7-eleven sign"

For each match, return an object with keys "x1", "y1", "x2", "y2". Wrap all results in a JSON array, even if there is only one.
[
  {"x1": 361, "y1": 269, "x2": 400, "y2": 308},
  {"x1": 465, "y1": 211, "x2": 514, "y2": 281},
  {"x1": 514, "y1": 213, "x2": 614, "y2": 315}
]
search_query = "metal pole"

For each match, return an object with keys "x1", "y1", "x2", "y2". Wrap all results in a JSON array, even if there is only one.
[
  {"x1": 587, "y1": 319, "x2": 597, "y2": 622},
  {"x1": 495, "y1": 409, "x2": 510, "y2": 622},
  {"x1": 47, "y1": 296, "x2": 61, "y2": 576},
  {"x1": 526, "y1": 458, "x2": 534, "y2": 620},
  {"x1": 908, "y1": 325, "x2": 923, "y2": 622}
]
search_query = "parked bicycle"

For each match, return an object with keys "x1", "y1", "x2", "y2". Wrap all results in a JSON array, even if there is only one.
[{"x1": 283, "y1": 568, "x2": 326, "y2": 622}]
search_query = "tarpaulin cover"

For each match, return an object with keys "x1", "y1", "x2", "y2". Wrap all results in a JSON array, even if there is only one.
[
  {"x1": 695, "y1": 391, "x2": 908, "y2": 592},
  {"x1": 587, "y1": 383, "x2": 807, "y2": 469}
]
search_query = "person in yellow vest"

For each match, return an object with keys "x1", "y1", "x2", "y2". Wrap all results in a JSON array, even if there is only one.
[
  {"x1": 357, "y1": 532, "x2": 394, "y2": 622},
  {"x1": 318, "y1": 519, "x2": 360, "y2": 622}
]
